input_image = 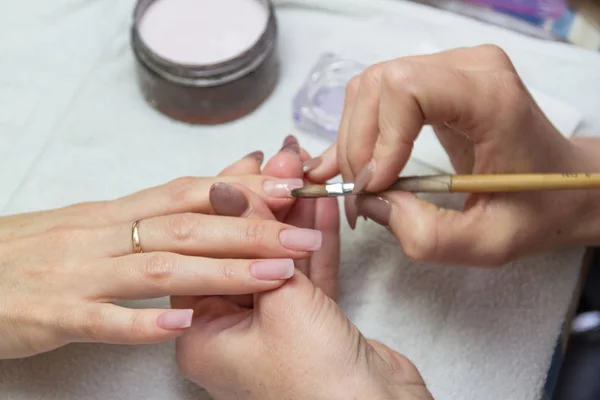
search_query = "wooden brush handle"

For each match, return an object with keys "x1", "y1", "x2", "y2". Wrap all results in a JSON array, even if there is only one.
[
  {"x1": 388, "y1": 173, "x2": 600, "y2": 193},
  {"x1": 451, "y1": 173, "x2": 600, "y2": 192}
]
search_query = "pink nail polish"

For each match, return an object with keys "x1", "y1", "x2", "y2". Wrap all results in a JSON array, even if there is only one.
[
  {"x1": 345, "y1": 196, "x2": 358, "y2": 230},
  {"x1": 250, "y1": 259, "x2": 295, "y2": 280},
  {"x1": 264, "y1": 179, "x2": 304, "y2": 198},
  {"x1": 279, "y1": 229, "x2": 322, "y2": 251},
  {"x1": 302, "y1": 157, "x2": 323, "y2": 173},
  {"x1": 157, "y1": 309, "x2": 193, "y2": 330},
  {"x1": 353, "y1": 160, "x2": 376, "y2": 194}
]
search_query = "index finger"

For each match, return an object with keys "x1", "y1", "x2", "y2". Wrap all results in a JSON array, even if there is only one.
[{"x1": 350, "y1": 62, "x2": 498, "y2": 193}]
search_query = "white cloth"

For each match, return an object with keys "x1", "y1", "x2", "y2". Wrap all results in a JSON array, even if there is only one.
[{"x1": 1, "y1": 0, "x2": 599, "y2": 399}]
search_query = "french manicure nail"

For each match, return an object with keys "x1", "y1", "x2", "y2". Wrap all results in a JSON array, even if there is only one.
[
  {"x1": 280, "y1": 135, "x2": 300, "y2": 155},
  {"x1": 250, "y1": 259, "x2": 295, "y2": 280},
  {"x1": 245, "y1": 150, "x2": 264, "y2": 164},
  {"x1": 353, "y1": 160, "x2": 376, "y2": 194},
  {"x1": 157, "y1": 309, "x2": 193, "y2": 330},
  {"x1": 210, "y1": 183, "x2": 250, "y2": 217},
  {"x1": 356, "y1": 196, "x2": 391, "y2": 227},
  {"x1": 263, "y1": 179, "x2": 304, "y2": 198},
  {"x1": 345, "y1": 196, "x2": 358, "y2": 230},
  {"x1": 280, "y1": 229, "x2": 323, "y2": 251},
  {"x1": 302, "y1": 157, "x2": 323, "y2": 173}
]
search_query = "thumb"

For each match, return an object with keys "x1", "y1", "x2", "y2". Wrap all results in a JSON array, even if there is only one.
[
  {"x1": 356, "y1": 192, "x2": 508, "y2": 266},
  {"x1": 255, "y1": 270, "x2": 347, "y2": 333}
]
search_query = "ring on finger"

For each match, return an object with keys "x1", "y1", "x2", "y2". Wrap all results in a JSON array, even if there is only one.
[{"x1": 132, "y1": 220, "x2": 143, "y2": 254}]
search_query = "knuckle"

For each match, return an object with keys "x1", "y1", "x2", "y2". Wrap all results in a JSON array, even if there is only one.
[
  {"x1": 127, "y1": 311, "x2": 150, "y2": 340},
  {"x1": 346, "y1": 75, "x2": 361, "y2": 99},
  {"x1": 484, "y1": 229, "x2": 519, "y2": 267},
  {"x1": 23, "y1": 259, "x2": 53, "y2": 281},
  {"x1": 381, "y1": 62, "x2": 418, "y2": 89},
  {"x1": 240, "y1": 221, "x2": 269, "y2": 249},
  {"x1": 402, "y1": 234, "x2": 436, "y2": 264},
  {"x1": 43, "y1": 227, "x2": 87, "y2": 252},
  {"x1": 94, "y1": 200, "x2": 119, "y2": 224},
  {"x1": 67, "y1": 200, "x2": 117, "y2": 224},
  {"x1": 473, "y1": 44, "x2": 514, "y2": 70},
  {"x1": 164, "y1": 213, "x2": 198, "y2": 243},
  {"x1": 401, "y1": 221, "x2": 438, "y2": 264},
  {"x1": 493, "y1": 71, "x2": 531, "y2": 118},
  {"x1": 166, "y1": 176, "x2": 200, "y2": 205},
  {"x1": 217, "y1": 261, "x2": 238, "y2": 282},
  {"x1": 142, "y1": 253, "x2": 175, "y2": 282},
  {"x1": 80, "y1": 307, "x2": 108, "y2": 342},
  {"x1": 361, "y1": 64, "x2": 384, "y2": 89}
]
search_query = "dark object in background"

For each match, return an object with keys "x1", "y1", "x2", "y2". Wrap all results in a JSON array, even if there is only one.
[
  {"x1": 130, "y1": 0, "x2": 279, "y2": 125},
  {"x1": 553, "y1": 249, "x2": 600, "y2": 400},
  {"x1": 552, "y1": 328, "x2": 600, "y2": 400}
]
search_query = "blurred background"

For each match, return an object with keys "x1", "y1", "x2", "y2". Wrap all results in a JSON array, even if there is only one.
[{"x1": 405, "y1": 0, "x2": 600, "y2": 50}]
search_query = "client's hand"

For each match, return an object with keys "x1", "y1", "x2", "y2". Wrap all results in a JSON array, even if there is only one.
[
  {"x1": 306, "y1": 45, "x2": 600, "y2": 266},
  {"x1": 217, "y1": 135, "x2": 339, "y2": 299},
  {"x1": 175, "y1": 149, "x2": 432, "y2": 399},
  {"x1": 0, "y1": 162, "x2": 321, "y2": 359}
]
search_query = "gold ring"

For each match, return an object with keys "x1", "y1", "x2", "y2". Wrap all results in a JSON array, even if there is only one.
[{"x1": 132, "y1": 220, "x2": 143, "y2": 254}]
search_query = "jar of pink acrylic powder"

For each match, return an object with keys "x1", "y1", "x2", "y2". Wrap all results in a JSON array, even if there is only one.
[{"x1": 131, "y1": 0, "x2": 279, "y2": 124}]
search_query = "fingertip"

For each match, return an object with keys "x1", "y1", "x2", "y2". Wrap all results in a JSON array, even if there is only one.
[
  {"x1": 299, "y1": 147, "x2": 312, "y2": 162},
  {"x1": 305, "y1": 144, "x2": 339, "y2": 182},
  {"x1": 156, "y1": 309, "x2": 194, "y2": 331},
  {"x1": 344, "y1": 196, "x2": 358, "y2": 230},
  {"x1": 262, "y1": 149, "x2": 303, "y2": 179},
  {"x1": 250, "y1": 259, "x2": 295, "y2": 281},
  {"x1": 245, "y1": 150, "x2": 265, "y2": 165},
  {"x1": 218, "y1": 150, "x2": 264, "y2": 176},
  {"x1": 209, "y1": 182, "x2": 250, "y2": 217},
  {"x1": 214, "y1": 181, "x2": 276, "y2": 220}
]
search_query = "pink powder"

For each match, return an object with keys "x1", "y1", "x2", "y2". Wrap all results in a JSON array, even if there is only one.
[{"x1": 139, "y1": 0, "x2": 269, "y2": 65}]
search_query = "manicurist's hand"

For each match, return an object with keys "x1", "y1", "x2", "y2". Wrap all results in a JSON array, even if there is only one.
[
  {"x1": 306, "y1": 45, "x2": 600, "y2": 266},
  {"x1": 175, "y1": 139, "x2": 433, "y2": 400},
  {"x1": 0, "y1": 153, "x2": 323, "y2": 359}
]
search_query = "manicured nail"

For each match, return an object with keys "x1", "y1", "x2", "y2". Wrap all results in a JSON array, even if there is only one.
[
  {"x1": 280, "y1": 135, "x2": 300, "y2": 155},
  {"x1": 250, "y1": 259, "x2": 295, "y2": 280},
  {"x1": 353, "y1": 160, "x2": 376, "y2": 194},
  {"x1": 263, "y1": 179, "x2": 304, "y2": 198},
  {"x1": 209, "y1": 183, "x2": 249, "y2": 217},
  {"x1": 356, "y1": 196, "x2": 391, "y2": 227},
  {"x1": 245, "y1": 150, "x2": 264, "y2": 165},
  {"x1": 157, "y1": 309, "x2": 193, "y2": 330},
  {"x1": 303, "y1": 157, "x2": 323, "y2": 173},
  {"x1": 345, "y1": 196, "x2": 358, "y2": 230},
  {"x1": 280, "y1": 229, "x2": 322, "y2": 251}
]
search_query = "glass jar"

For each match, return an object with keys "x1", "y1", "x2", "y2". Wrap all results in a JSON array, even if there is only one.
[{"x1": 130, "y1": 0, "x2": 279, "y2": 125}]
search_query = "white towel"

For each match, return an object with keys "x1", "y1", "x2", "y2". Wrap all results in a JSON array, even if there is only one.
[{"x1": 1, "y1": 1, "x2": 599, "y2": 399}]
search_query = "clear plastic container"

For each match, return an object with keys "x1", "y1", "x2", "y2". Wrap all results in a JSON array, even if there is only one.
[{"x1": 292, "y1": 53, "x2": 365, "y2": 140}]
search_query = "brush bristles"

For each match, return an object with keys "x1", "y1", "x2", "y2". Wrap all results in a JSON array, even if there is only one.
[{"x1": 291, "y1": 185, "x2": 329, "y2": 198}]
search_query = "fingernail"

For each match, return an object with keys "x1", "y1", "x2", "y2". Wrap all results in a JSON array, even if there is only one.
[
  {"x1": 245, "y1": 150, "x2": 264, "y2": 164},
  {"x1": 263, "y1": 179, "x2": 304, "y2": 198},
  {"x1": 280, "y1": 135, "x2": 300, "y2": 155},
  {"x1": 356, "y1": 196, "x2": 391, "y2": 227},
  {"x1": 250, "y1": 259, "x2": 295, "y2": 280},
  {"x1": 157, "y1": 309, "x2": 193, "y2": 330},
  {"x1": 209, "y1": 183, "x2": 249, "y2": 217},
  {"x1": 280, "y1": 229, "x2": 322, "y2": 251},
  {"x1": 302, "y1": 157, "x2": 323, "y2": 173},
  {"x1": 345, "y1": 196, "x2": 358, "y2": 230},
  {"x1": 353, "y1": 160, "x2": 376, "y2": 194}
]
